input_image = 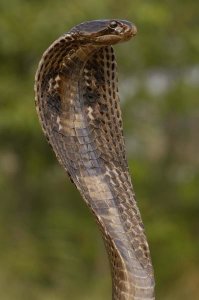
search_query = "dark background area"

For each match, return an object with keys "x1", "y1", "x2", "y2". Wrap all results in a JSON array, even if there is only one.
[{"x1": 0, "y1": 0, "x2": 199, "y2": 299}]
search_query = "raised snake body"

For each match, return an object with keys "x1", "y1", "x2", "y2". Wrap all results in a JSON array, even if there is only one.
[{"x1": 34, "y1": 19, "x2": 155, "y2": 299}]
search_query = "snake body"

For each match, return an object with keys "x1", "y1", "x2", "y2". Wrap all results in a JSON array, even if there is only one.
[{"x1": 35, "y1": 19, "x2": 155, "y2": 299}]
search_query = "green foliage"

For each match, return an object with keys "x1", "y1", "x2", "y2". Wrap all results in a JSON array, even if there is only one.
[{"x1": 0, "y1": 0, "x2": 198, "y2": 299}]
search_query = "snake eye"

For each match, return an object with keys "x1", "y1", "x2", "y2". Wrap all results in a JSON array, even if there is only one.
[{"x1": 109, "y1": 21, "x2": 118, "y2": 29}]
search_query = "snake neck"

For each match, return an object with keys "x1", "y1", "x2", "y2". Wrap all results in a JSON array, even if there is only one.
[{"x1": 35, "y1": 36, "x2": 155, "y2": 299}]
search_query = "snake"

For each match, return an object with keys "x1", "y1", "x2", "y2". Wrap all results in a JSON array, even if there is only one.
[{"x1": 34, "y1": 19, "x2": 155, "y2": 300}]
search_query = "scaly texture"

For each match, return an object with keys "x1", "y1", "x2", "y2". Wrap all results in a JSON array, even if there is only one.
[{"x1": 34, "y1": 19, "x2": 155, "y2": 299}]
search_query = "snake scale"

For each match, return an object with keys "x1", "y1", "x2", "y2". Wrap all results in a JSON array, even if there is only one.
[{"x1": 34, "y1": 19, "x2": 155, "y2": 299}]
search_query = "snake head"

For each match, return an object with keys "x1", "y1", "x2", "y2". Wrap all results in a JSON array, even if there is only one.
[{"x1": 70, "y1": 19, "x2": 137, "y2": 45}]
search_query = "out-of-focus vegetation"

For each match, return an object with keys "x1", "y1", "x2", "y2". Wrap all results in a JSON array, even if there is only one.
[{"x1": 0, "y1": 0, "x2": 198, "y2": 299}]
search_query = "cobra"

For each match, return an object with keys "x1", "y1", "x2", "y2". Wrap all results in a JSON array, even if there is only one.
[{"x1": 34, "y1": 19, "x2": 155, "y2": 300}]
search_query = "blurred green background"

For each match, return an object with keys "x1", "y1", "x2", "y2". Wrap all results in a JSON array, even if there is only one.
[{"x1": 0, "y1": 0, "x2": 199, "y2": 299}]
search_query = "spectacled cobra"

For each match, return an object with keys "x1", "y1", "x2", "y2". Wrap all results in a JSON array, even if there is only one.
[{"x1": 34, "y1": 19, "x2": 155, "y2": 300}]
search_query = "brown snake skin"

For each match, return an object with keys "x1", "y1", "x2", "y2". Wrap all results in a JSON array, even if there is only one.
[{"x1": 34, "y1": 19, "x2": 155, "y2": 299}]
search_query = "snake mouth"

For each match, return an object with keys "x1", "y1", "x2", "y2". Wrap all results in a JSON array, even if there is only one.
[{"x1": 93, "y1": 24, "x2": 137, "y2": 45}]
